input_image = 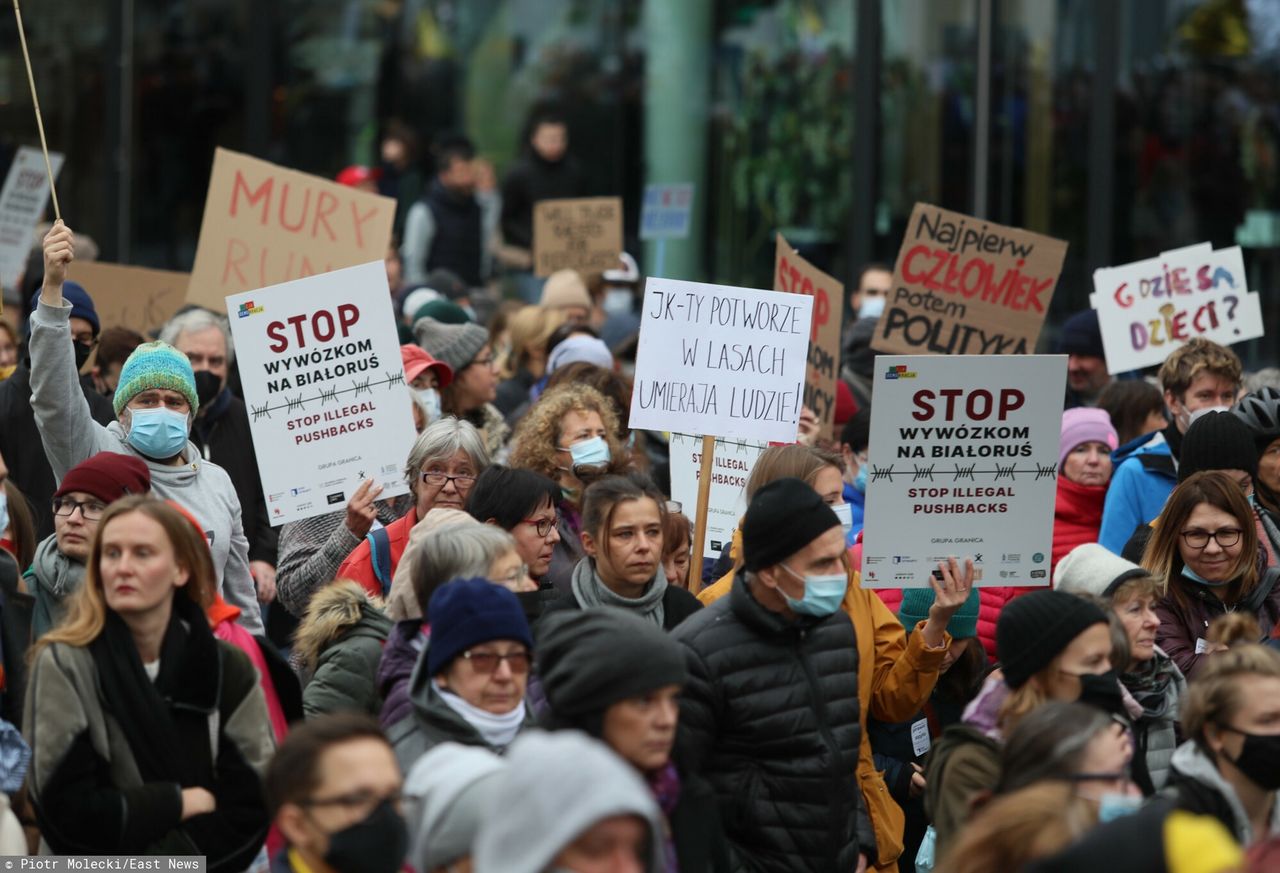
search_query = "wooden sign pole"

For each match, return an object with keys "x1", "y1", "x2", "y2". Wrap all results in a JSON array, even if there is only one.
[
  {"x1": 689, "y1": 434, "x2": 716, "y2": 594},
  {"x1": 12, "y1": 0, "x2": 61, "y2": 220}
]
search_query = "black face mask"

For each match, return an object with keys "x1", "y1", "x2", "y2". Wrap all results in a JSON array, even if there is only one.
[
  {"x1": 193, "y1": 370, "x2": 223, "y2": 407},
  {"x1": 74, "y1": 341, "x2": 93, "y2": 372},
  {"x1": 1076, "y1": 669, "x2": 1128, "y2": 720},
  {"x1": 322, "y1": 799, "x2": 408, "y2": 873},
  {"x1": 1226, "y1": 728, "x2": 1280, "y2": 791}
]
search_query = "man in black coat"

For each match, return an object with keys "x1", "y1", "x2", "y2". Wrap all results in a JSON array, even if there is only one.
[
  {"x1": 0, "y1": 282, "x2": 115, "y2": 540},
  {"x1": 160, "y1": 309, "x2": 278, "y2": 606},
  {"x1": 672, "y1": 477, "x2": 876, "y2": 873}
]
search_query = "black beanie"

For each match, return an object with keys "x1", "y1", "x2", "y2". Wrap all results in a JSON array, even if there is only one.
[
  {"x1": 1178, "y1": 410, "x2": 1259, "y2": 483},
  {"x1": 536, "y1": 608, "x2": 687, "y2": 727},
  {"x1": 1056, "y1": 309, "x2": 1104, "y2": 358},
  {"x1": 741, "y1": 477, "x2": 841, "y2": 572},
  {"x1": 996, "y1": 590, "x2": 1108, "y2": 689}
]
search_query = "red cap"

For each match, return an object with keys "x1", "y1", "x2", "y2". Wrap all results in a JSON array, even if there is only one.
[
  {"x1": 335, "y1": 165, "x2": 382, "y2": 188},
  {"x1": 55, "y1": 452, "x2": 151, "y2": 504},
  {"x1": 835, "y1": 380, "x2": 858, "y2": 425},
  {"x1": 400, "y1": 344, "x2": 453, "y2": 388}
]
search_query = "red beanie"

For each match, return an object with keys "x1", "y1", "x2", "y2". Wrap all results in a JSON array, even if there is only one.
[
  {"x1": 54, "y1": 452, "x2": 151, "y2": 504},
  {"x1": 835, "y1": 380, "x2": 858, "y2": 426}
]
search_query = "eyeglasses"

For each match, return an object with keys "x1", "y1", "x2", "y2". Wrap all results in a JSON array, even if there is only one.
[
  {"x1": 53, "y1": 497, "x2": 108, "y2": 521},
  {"x1": 1179, "y1": 528, "x2": 1243, "y2": 549},
  {"x1": 460, "y1": 649, "x2": 531, "y2": 675},
  {"x1": 302, "y1": 789, "x2": 402, "y2": 818},
  {"x1": 421, "y1": 471, "x2": 476, "y2": 489},
  {"x1": 521, "y1": 515, "x2": 559, "y2": 538},
  {"x1": 496, "y1": 563, "x2": 529, "y2": 587}
]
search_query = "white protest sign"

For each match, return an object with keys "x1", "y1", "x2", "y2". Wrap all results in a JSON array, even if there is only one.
[
  {"x1": 628, "y1": 277, "x2": 812, "y2": 444},
  {"x1": 1091, "y1": 243, "x2": 1264, "y2": 373},
  {"x1": 639, "y1": 183, "x2": 694, "y2": 240},
  {"x1": 861, "y1": 354, "x2": 1066, "y2": 588},
  {"x1": 669, "y1": 433, "x2": 768, "y2": 557},
  {"x1": 0, "y1": 146, "x2": 64, "y2": 292},
  {"x1": 225, "y1": 261, "x2": 418, "y2": 526}
]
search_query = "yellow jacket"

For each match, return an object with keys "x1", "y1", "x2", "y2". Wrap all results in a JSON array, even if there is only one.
[{"x1": 697, "y1": 529, "x2": 949, "y2": 870}]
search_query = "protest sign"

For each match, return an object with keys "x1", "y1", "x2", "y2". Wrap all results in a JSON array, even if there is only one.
[
  {"x1": 533, "y1": 196, "x2": 623, "y2": 277},
  {"x1": 668, "y1": 433, "x2": 768, "y2": 557},
  {"x1": 225, "y1": 261, "x2": 417, "y2": 527},
  {"x1": 1090, "y1": 243, "x2": 1264, "y2": 373},
  {"x1": 0, "y1": 146, "x2": 64, "y2": 294},
  {"x1": 189, "y1": 148, "x2": 395, "y2": 311},
  {"x1": 775, "y1": 235, "x2": 843, "y2": 440},
  {"x1": 69, "y1": 262, "x2": 189, "y2": 336},
  {"x1": 860, "y1": 354, "x2": 1066, "y2": 588},
  {"x1": 639, "y1": 183, "x2": 694, "y2": 240},
  {"x1": 628, "y1": 277, "x2": 813, "y2": 444},
  {"x1": 873, "y1": 203, "x2": 1068, "y2": 356}
]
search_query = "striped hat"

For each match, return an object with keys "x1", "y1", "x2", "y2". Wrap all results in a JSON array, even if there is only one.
[{"x1": 113, "y1": 341, "x2": 199, "y2": 417}]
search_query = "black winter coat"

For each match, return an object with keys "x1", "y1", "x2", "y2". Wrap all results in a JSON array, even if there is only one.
[
  {"x1": 190, "y1": 391, "x2": 278, "y2": 567},
  {"x1": 0, "y1": 364, "x2": 115, "y2": 540},
  {"x1": 672, "y1": 573, "x2": 875, "y2": 873}
]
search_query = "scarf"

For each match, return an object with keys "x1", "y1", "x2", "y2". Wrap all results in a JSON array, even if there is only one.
[
  {"x1": 30, "y1": 535, "x2": 87, "y2": 618},
  {"x1": 647, "y1": 762, "x2": 681, "y2": 873},
  {"x1": 435, "y1": 687, "x2": 524, "y2": 749},
  {"x1": 1123, "y1": 652, "x2": 1179, "y2": 721},
  {"x1": 570, "y1": 557, "x2": 667, "y2": 628},
  {"x1": 88, "y1": 594, "x2": 220, "y2": 787}
]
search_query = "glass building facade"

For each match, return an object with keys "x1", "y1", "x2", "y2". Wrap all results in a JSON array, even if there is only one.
[{"x1": 3, "y1": 0, "x2": 1278, "y2": 361}]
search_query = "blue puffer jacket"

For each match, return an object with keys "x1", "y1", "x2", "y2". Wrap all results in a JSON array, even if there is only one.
[{"x1": 1099, "y1": 432, "x2": 1176, "y2": 554}]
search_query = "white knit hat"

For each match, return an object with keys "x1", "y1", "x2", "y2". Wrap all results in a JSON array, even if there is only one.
[{"x1": 1053, "y1": 543, "x2": 1150, "y2": 599}]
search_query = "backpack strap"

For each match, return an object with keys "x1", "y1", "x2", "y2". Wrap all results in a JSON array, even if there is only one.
[{"x1": 366, "y1": 528, "x2": 394, "y2": 596}]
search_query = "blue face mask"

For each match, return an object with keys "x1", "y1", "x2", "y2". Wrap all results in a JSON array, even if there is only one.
[
  {"x1": 565, "y1": 435, "x2": 611, "y2": 469},
  {"x1": 126, "y1": 407, "x2": 189, "y2": 460},
  {"x1": 0, "y1": 491, "x2": 8, "y2": 537},
  {"x1": 853, "y1": 464, "x2": 868, "y2": 494},
  {"x1": 830, "y1": 502, "x2": 853, "y2": 537},
  {"x1": 1097, "y1": 793, "x2": 1143, "y2": 823},
  {"x1": 1182, "y1": 564, "x2": 1232, "y2": 588},
  {"x1": 416, "y1": 388, "x2": 441, "y2": 422},
  {"x1": 780, "y1": 563, "x2": 847, "y2": 617}
]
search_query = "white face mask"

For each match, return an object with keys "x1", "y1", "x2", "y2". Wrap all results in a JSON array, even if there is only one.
[
  {"x1": 830, "y1": 501, "x2": 853, "y2": 536},
  {"x1": 417, "y1": 388, "x2": 442, "y2": 422},
  {"x1": 603, "y1": 287, "x2": 634, "y2": 316},
  {"x1": 858, "y1": 295, "x2": 887, "y2": 320}
]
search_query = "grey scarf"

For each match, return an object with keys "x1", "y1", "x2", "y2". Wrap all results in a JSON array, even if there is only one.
[
  {"x1": 29, "y1": 534, "x2": 87, "y2": 639},
  {"x1": 569, "y1": 557, "x2": 667, "y2": 628}
]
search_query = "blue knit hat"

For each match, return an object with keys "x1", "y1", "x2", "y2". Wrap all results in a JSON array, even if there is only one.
[
  {"x1": 427, "y1": 578, "x2": 533, "y2": 677},
  {"x1": 112, "y1": 341, "x2": 199, "y2": 417},
  {"x1": 32, "y1": 281, "x2": 99, "y2": 335},
  {"x1": 899, "y1": 587, "x2": 980, "y2": 639}
]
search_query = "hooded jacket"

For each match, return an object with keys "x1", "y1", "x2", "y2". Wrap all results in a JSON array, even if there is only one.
[
  {"x1": 386, "y1": 641, "x2": 533, "y2": 772},
  {"x1": 294, "y1": 581, "x2": 393, "y2": 718},
  {"x1": 28, "y1": 300, "x2": 262, "y2": 635},
  {"x1": 377, "y1": 619, "x2": 424, "y2": 730},
  {"x1": 1166, "y1": 740, "x2": 1280, "y2": 845},
  {"x1": 699, "y1": 543, "x2": 948, "y2": 870},
  {"x1": 1099, "y1": 431, "x2": 1177, "y2": 554},
  {"x1": 1155, "y1": 569, "x2": 1280, "y2": 677},
  {"x1": 1052, "y1": 475, "x2": 1108, "y2": 573},
  {"x1": 27, "y1": 534, "x2": 85, "y2": 641},
  {"x1": 673, "y1": 573, "x2": 875, "y2": 872}
]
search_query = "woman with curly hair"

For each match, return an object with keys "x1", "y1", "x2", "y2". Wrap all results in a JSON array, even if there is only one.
[{"x1": 508, "y1": 383, "x2": 630, "y2": 593}]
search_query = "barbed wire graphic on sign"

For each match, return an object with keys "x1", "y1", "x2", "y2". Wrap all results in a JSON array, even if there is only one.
[
  {"x1": 870, "y1": 463, "x2": 1059, "y2": 482},
  {"x1": 250, "y1": 372, "x2": 405, "y2": 422}
]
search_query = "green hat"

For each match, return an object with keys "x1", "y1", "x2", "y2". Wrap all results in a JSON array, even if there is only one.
[
  {"x1": 112, "y1": 341, "x2": 199, "y2": 417},
  {"x1": 899, "y1": 586, "x2": 980, "y2": 639},
  {"x1": 414, "y1": 298, "x2": 471, "y2": 325}
]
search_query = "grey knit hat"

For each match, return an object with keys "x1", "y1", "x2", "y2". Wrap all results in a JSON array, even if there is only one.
[
  {"x1": 414, "y1": 316, "x2": 489, "y2": 373},
  {"x1": 405, "y1": 743, "x2": 506, "y2": 870}
]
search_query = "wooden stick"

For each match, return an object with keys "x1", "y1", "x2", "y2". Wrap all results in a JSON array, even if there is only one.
[
  {"x1": 689, "y1": 434, "x2": 716, "y2": 594},
  {"x1": 12, "y1": 0, "x2": 61, "y2": 220}
]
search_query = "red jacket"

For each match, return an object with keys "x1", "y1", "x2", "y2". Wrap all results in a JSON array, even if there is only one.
[
  {"x1": 336, "y1": 512, "x2": 418, "y2": 598},
  {"x1": 1052, "y1": 476, "x2": 1108, "y2": 575}
]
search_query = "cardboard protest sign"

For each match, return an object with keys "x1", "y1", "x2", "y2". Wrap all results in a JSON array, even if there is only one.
[
  {"x1": 225, "y1": 261, "x2": 417, "y2": 527},
  {"x1": 189, "y1": 148, "x2": 395, "y2": 311},
  {"x1": 69, "y1": 262, "x2": 189, "y2": 336},
  {"x1": 668, "y1": 433, "x2": 768, "y2": 557},
  {"x1": 533, "y1": 196, "x2": 623, "y2": 277},
  {"x1": 775, "y1": 235, "x2": 843, "y2": 440},
  {"x1": 873, "y1": 203, "x2": 1068, "y2": 356},
  {"x1": 1090, "y1": 243, "x2": 1264, "y2": 373},
  {"x1": 0, "y1": 146, "x2": 64, "y2": 295},
  {"x1": 860, "y1": 354, "x2": 1066, "y2": 588},
  {"x1": 639, "y1": 183, "x2": 694, "y2": 240},
  {"x1": 628, "y1": 277, "x2": 813, "y2": 444}
]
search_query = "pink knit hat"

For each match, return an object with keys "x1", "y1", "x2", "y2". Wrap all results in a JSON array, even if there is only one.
[{"x1": 1059, "y1": 407, "x2": 1118, "y2": 470}]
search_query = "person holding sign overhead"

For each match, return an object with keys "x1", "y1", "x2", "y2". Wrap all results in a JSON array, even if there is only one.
[{"x1": 29, "y1": 222, "x2": 263, "y2": 634}]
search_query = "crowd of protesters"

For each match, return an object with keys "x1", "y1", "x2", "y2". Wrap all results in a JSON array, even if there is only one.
[{"x1": 0, "y1": 113, "x2": 1276, "y2": 873}]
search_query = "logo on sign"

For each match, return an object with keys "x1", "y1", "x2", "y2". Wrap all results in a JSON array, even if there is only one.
[
  {"x1": 326, "y1": 492, "x2": 345, "y2": 505},
  {"x1": 1002, "y1": 553, "x2": 1021, "y2": 563},
  {"x1": 237, "y1": 300, "x2": 264, "y2": 318},
  {"x1": 711, "y1": 540, "x2": 723, "y2": 552},
  {"x1": 884, "y1": 364, "x2": 918, "y2": 380},
  {"x1": 1032, "y1": 553, "x2": 1045, "y2": 564},
  {"x1": 1030, "y1": 569, "x2": 1047, "y2": 579},
  {"x1": 291, "y1": 487, "x2": 310, "y2": 496}
]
